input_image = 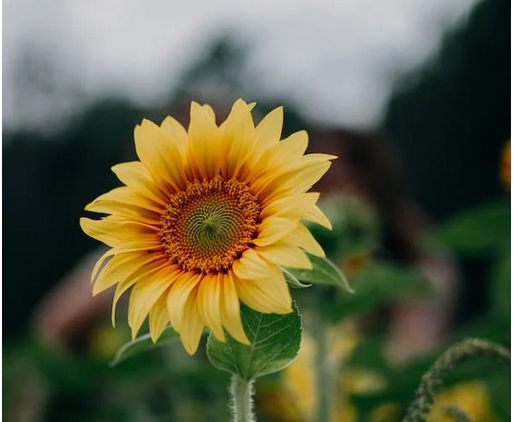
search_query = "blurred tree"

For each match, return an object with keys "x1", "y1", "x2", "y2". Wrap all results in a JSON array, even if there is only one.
[
  {"x1": 171, "y1": 34, "x2": 248, "y2": 107},
  {"x1": 383, "y1": 0, "x2": 510, "y2": 221},
  {"x1": 383, "y1": 0, "x2": 510, "y2": 324},
  {"x1": 3, "y1": 99, "x2": 145, "y2": 339},
  {"x1": 165, "y1": 34, "x2": 310, "y2": 138}
]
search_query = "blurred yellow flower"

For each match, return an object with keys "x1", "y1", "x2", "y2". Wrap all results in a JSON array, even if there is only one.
[
  {"x1": 341, "y1": 253, "x2": 371, "y2": 277},
  {"x1": 501, "y1": 140, "x2": 510, "y2": 190},
  {"x1": 283, "y1": 331, "x2": 318, "y2": 420},
  {"x1": 80, "y1": 99, "x2": 335, "y2": 355},
  {"x1": 426, "y1": 381, "x2": 499, "y2": 422},
  {"x1": 283, "y1": 323, "x2": 360, "y2": 422},
  {"x1": 88, "y1": 323, "x2": 129, "y2": 360},
  {"x1": 255, "y1": 384, "x2": 303, "y2": 422},
  {"x1": 369, "y1": 403, "x2": 402, "y2": 422}
]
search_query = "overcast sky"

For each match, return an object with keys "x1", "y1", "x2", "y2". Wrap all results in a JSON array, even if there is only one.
[{"x1": 3, "y1": 0, "x2": 478, "y2": 132}]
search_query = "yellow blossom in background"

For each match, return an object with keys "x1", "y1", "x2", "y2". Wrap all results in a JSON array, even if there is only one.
[
  {"x1": 282, "y1": 323, "x2": 360, "y2": 422},
  {"x1": 426, "y1": 381, "x2": 500, "y2": 422},
  {"x1": 255, "y1": 384, "x2": 303, "y2": 422},
  {"x1": 88, "y1": 323, "x2": 130, "y2": 360},
  {"x1": 369, "y1": 403, "x2": 402, "y2": 422},
  {"x1": 341, "y1": 252, "x2": 371, "y2": 278},
  {"x1": 501, "y1": 139, "x2": 510, "y2": 190},
  {"x1": 342, "y1": 368, "x2": 387, "y2": 395},
  {"x1": 283, "y1": 330, "x2": 318, "y2": 421},
  {"x1": 80, "y1": 99, "x2": 335, "y2": 355}
]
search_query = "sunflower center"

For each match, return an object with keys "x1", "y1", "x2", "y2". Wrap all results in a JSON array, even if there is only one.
[{"x1": 160, "y1": 176, "x2": 261, "y2": 273}]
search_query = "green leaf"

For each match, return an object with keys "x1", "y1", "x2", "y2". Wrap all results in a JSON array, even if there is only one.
[
  {"x1": 285, "y1": 253, "x2": 354, "y2": 293},
  {"x1": 206, "y1": 301, "x2": 302, "y2": 380},
  {"x1": 430, "y1": 199, "x2": 510, "y2": 256},
  {"x1": 281, "y1": 267, "x2": 312, "y2": 289},
  {"x1": 109, "y1": 326, "x2": 180, "y2": 367}
]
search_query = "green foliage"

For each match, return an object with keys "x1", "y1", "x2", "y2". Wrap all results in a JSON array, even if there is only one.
[
  {"x1": 430, "y1": 199, "x2": 510, "y2": 256},
  {"x1": 3, "y1": 337, "x2": 231, "y2": 422},
  {"x1": 281, "y1": 267, "x2": 312, "y2": 289},
  {"x1": 346, "y1": 337, "x2": 510, "y2": 422},
  {"x1": 110, "y1": 326, "x2": 180, "y2": 367},
  {"x1": 308, "y1": 195, "x2": 380, "y2": 260},
  {"x1": 402, "y1": 338, "x2": 510, "y2": 422},
  {"x1": 207, "y1": 302, "x2": 302, "y2": 380},
  {"x1": 430, "y1": 197, "x2": 510, "y2": 340},
  {"x1": 489, "y1": 244, "x2": 511, "y2": 319},
  {"x1": 285, "y1": 253, "x2": 354, "y2": 292},
  {"x1": 486, "y1": 365, "x2": 512, "y2": 422},
  {"x1": 323, "y1": 262, "x2": 431, "y2": 321}
]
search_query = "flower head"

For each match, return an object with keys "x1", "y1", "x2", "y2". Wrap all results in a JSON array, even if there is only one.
[{"x1": 80, "y1": 99, "x2": 335, "y2": 354}]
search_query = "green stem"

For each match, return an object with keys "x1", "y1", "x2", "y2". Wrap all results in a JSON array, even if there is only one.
[
  {"x1": 402, "y1": 338, "x2": 510, "y2": 422},
  {"x1": 312, "y1": 314, "x2": 333, "y2": 422},
  {"x1": 230, "y1": 375, "x2": 255, "y2": 422}
]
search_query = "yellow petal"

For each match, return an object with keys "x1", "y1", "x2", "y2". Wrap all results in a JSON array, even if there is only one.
[
  {"x1": 279, "y1": 160, "x2": 332, "y2": 196},
  {"x1": 240, "y1": 144, "x2": 278, "y2": 184},
  {"x1": 111, "y1": 161, "x2": 169, "y2": 206},
  {"x1": 84, "y1": 206, "x2": 160, "y2": 228},
  {"x1": 276, "y1": 130, "x2": 309, "y2": 160},
  {"x1": 128, "y1": 266, "x2": 180, "y2": 339},
  {"x1": 188, "y1": 102, "x2": 222, "y2": 180},
  {"x1": 220, "y1": 273, "x2": 249, "y2": 344},
  {"x1": 167, "y1": 272, "x2": 202, "y2": 332},
  {"x1": 80, "y1": 217, "x2": 122, "y2": 247},
  {"x1": 232, "y1": 249, "x2": 272, "y2": 280},
  {"x1": 304, "y1": 153, "x2": 338, "y2": 161},
  {"x1": 221, "y1": 99, "x2": 255, "y2": 179},
  {"x1": 196, "y1": 274, "x2": 225, "y2": 342},
  {"x1": 256, "y1": 243, "x2": 312, "y2": 270},
  {"x1": 303, "y1": 204, "x2": 332, "y2": 230},
  {"x1": 91, "y1": 241, "x2": 163, "y2": 285},
  {"x1": 160, "y1": 116, "x2": 188, "y2": 152},
  {"x1": 255, "y1": 158, "x2": 332, "y2": 200},
  {"x1": 221, "y1": 99, "x2": 253, "y2": 134},
  {"x1": 179, "y1": 289, "x2": 205, "y2": 355},
  {"x1": 111, "y1": 260, "x2": 170, "y2": 326},
  {"x1": 260, "y1": 192, "x2": 320, "y2": 219},
  {"x1": 201, "y1": 104, "x2": 216, "y2": 122},
  {"x1": 149, "y1": 293, "x2": 170, "y2": 343},
  {"x1": 253, "y1": 106, "x2": 283, "y2": 149},
  {"x1": 85, "y1": 186, "x2": 164, "y2": 215},
  {"x1": 93, "y1": 251, "x2": 159, "y2": 295},
  {"x1": 80, "y1": 217, "x2": 159, "y2": 248},
  {"x1": 92, "y1": 251, "x2": 136, "y2": 287},
  {"x1": 134, "y1": 119, "x2": 187, "y2": 191},
  {"x1": 281, "y1": 224, "x2": 325, "y2": 257},
  {"x1": 235, "y1": 266, "x2": 292, "y2": 314},
  {"x1": 253, "y1": 216, "x2": 297, "y2": 247}
]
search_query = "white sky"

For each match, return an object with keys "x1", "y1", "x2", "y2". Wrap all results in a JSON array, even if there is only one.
[{"x1": 3, "y1": 0, "x2": 478, "y2": 132}]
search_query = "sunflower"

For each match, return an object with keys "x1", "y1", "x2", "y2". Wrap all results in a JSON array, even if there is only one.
[{"x1": 80, "y1": 99, "x2": 335, "y2": 355}]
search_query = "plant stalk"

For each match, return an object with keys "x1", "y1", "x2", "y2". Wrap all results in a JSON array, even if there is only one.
[
  {"x1": 312, "y1": 313, "x2": 333, "y2": 422},
  {"x1": 230, "y1": 374, "x2": 256, "y2": 422}
]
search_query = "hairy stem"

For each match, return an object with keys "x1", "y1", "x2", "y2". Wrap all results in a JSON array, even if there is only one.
[
  {"x1": 445, "y1": 406, "x2": 475, "y2": 422},
  {"x1": 230, "y1": 375, "x2": 255, "y2": 422},
  {"x1": 402, "y1": 337, "x2": 510, "y2": 422}
]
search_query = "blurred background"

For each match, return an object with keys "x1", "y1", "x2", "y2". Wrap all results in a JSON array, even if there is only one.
[{"x1": 3, "y1": 0, "x2": 510, "y2": 421}]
